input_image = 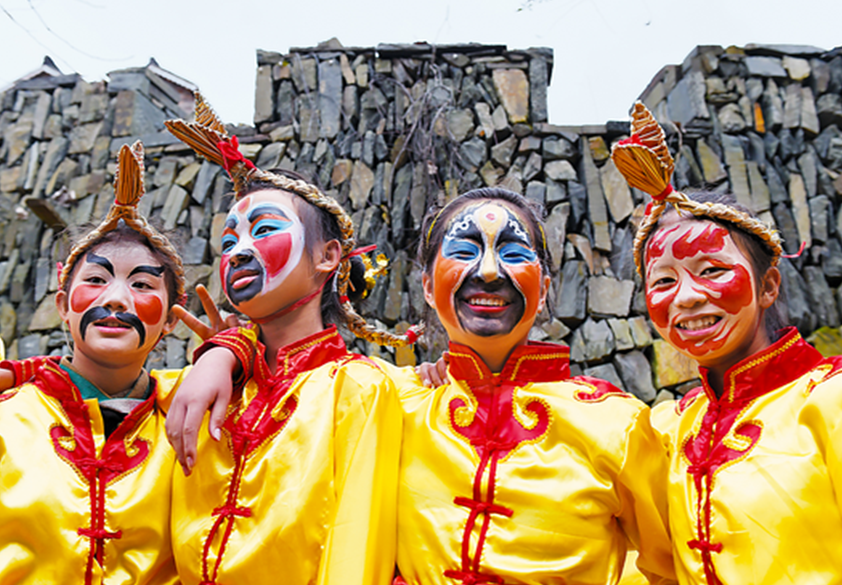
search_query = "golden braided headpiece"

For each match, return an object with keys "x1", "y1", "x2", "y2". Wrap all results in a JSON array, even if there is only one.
[
  {"x1": 611, "y1": 101, "x2": 783, "y2": 275},
  {"x1": 166, "y1": 93, "x2": 421, "y2": 347},
  {"x1": 58, "y1": 140, "x2": 186, "y2": 301}
]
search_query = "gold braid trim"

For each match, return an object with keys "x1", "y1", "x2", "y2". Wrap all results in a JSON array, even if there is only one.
[
  {"x1": 166, "y1": 92, "x2": 421, "y2": 347},
  {"x1": 58, "y1": 141, "x2": 186, "y2": 300},
  {"x1": 610, "y1": 102, "x2": 784, "y2": 275}
]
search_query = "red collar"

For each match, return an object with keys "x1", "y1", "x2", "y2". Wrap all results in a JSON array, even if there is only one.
[
  {"x1": 445, "y1": 340, "x2": 570, "y2": 386},
  {"x1": 253, "y1": 325, "x2": 348, "y2": 385},
  {"x1": 698, "y1": 327, "x2": 824, "y2": 405}
]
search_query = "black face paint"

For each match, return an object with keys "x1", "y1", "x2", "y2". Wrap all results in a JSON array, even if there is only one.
[
  {"x1": 87, "y1": 251, "x2": 114, "y2": 275},
  {"x1": 79, "y1": 306, "x2": 147, "y2": 347},
  {"x1": 224, "y1": 252, "x2": 266, "y2": 306},
  {"x1": 129, "y1": 265, "x2": 165, "y2": 278}
]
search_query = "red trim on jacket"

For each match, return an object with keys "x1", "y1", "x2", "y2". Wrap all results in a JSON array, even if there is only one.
[
  {"x1": 31, "y1": 361, "x2": 156, "y2": 585},
  {"x1": 442, "y1": 341, "x2": 569, "y2": 585},
  {"x1": 682, "y1": 328, "x2": 830, "y2": 585},
  {"x1": 198, "y1": 325, "x2": 352, "y2": 585},
  {"x1": 1, "y1": 355, "x2": 57, "y2": 387}
]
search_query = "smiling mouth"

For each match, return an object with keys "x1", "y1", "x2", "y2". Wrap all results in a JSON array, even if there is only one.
[
  {"x1": 676, "y1": 315, "x2": 721, "y2": 331},
  {"x1": 94, "y1": 317, "x2": 131, "y2": 329},
  {"x1": 462, "y1": 294, "x2": 511, "y2": 314}
]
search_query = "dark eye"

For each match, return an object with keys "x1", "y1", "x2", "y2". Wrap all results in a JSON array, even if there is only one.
[
  {"x1": 132, "y1": 281, "x2": 154, "y2": 291},
  {"x1": 498, "y1": 242, "x2": 537, "y2": 265},
  {"x1": 251, "y1": 218, "x2": 291, "y2": 239},
  {"x1": 84, "y1": 275, "x2": 106, "y2": 285},
  {"x1": 442, "y1": 239, "x2": 480, "y2": 261},
  {"x1": 701, "y1": 266, "x2": 728, "y2": 278},
  {"x1": 221, "y1": 235, "x2": 238, "y2": 253},
  {"x1": 652, "y1": 276, "x2": 676, "y2": 288}
]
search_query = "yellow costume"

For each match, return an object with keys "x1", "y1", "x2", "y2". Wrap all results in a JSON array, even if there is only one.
[
  {"x1": 652, "y1": 327, "x2": 842, "y2": 584},
  {"x1": 171, "y1": 324, "x2": 400, "y2": 585},
  {"x1": 0, "y1": 357, "x2": 185, "y2": 585},
  {"x1": 393, "y1": 341, "x2": 676, "y2": 585}
]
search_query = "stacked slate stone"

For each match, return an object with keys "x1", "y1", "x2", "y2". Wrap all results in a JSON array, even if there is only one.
[
  {"x1": 1, "y1": 42, "x2": 841, "y2": 405},
  {"x1": 0, "y1": 57, "x2": 205, "y2": 371}
]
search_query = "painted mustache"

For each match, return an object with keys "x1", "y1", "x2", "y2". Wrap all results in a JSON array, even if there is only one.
[{"x1": 79, "y1": 306, "x2": 146, "y2": 347}]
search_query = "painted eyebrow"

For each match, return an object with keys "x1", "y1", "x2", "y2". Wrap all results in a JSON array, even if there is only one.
[
  {"x1": 86, "y1": 252, "x2": 114, "y2": 275},
  {"x1": 225, "y1": 216, "x2": 238, "y2": 229},
  {"x1": 130, "y1": 265, "x2": 165, "y2": 277},
  {"x1": 247, "y1": 203, "x2": 290, "y2": 223}
]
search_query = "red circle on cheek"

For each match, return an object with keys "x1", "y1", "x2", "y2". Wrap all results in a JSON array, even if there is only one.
[
  {"x1": 70, "y1": 285, "x2": 101, "y2": 313},
  {"x1": 133, "y1": 294, "x2": 164, "y2": 326}
]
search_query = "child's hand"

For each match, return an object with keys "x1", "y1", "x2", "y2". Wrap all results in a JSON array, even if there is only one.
[
  {"x1": 415, "y1": 355, "x2": 448, "y2": 388},
  {"x1": 0, "y1": 368, "x2": 13, "y2": 392},
  {"x1": 171, "y1": 284, "x2": 242, "y2": 341},
  {"x1": 166, "y1": 347, "x2": 237, "y2": 476}
]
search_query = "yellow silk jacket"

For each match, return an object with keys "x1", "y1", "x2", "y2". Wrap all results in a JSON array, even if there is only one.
[
  {"x1": 392, "y1": 341, "x2": 676, "y2": 585},
  {"x1": 652, "y1": 328, "x2": 842, "y2": 584},
  {"x1": 0, "y1": 358, "x2": 185, "y2": 585},
  {"x1": 171, "y1": 324, "x2": 400, "y2": 585}
]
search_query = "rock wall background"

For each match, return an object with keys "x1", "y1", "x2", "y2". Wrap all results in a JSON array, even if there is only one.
[{"x1": 2, "y1": 40, "x2": 842, "y2": 404}]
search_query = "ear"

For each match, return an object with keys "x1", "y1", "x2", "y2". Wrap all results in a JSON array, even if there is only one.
[
  {"x1": 313, "y1": 239, "x2": 342, "y2": 275},
  {"x1": 422, "y1": 272, "x2": 436, "y2": 309},
  {"x1": 161, "y1": 307, "x2": 180, "y2": 336},
  {"x1": 536, "y1": 273, "x2": 551, "y2": 313},
  {"x1": 56, "y1": 289, "x2": 69, "y2": 323},
  {"x1": 759, "y1": 266, "x2": 781, "y2": 310}
]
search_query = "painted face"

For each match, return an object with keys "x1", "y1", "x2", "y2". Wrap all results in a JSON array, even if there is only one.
[
  {"x1": 219, "y1": 189, "x2": 308, "y2": 320},
  {"x1": 429, "y1": 201, "x2": 544, "y2": 348},
  {"x1": 645, "y1": 216, "x2": 763, "y2": 369},
  {"x1": 60, "y1": 241, "x2": 172, "y2": 368}
]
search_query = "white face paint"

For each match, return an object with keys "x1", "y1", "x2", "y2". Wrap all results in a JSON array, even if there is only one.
[{"x1": 219, "y1": 190, "x2": 307, "y2": 319}]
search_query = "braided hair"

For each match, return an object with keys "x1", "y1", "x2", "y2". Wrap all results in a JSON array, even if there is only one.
[
  {"x1": 166, "y1": 93, "x2": 419, "y2": 347},
  {"x1": 59, "y1": 141, "x2": 186, "y2": 307}
]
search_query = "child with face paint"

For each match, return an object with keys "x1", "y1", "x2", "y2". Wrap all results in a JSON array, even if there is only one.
[
  {"x1": 0, "y1": 142, "x2": 193, "y2": 584},
  {"x1": 163, "y1": 95, "x2": 416, "y2": 585},
  {"x1": 388, "y1": 187, "x2": 676, "y2": 585},
  {"x1": 612, "y1": 102, "x2": 842, "y2": 585}
]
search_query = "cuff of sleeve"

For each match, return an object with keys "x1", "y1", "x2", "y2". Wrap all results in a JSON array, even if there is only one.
[
  {"x1": 193, "y1": 325, "x2": 258, "y2": 389},
  {"x1": 0, "y1": 356, "x2": 52, "y2": 386}
]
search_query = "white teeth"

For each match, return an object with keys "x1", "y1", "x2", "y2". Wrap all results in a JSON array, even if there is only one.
[
  {"x1": 468, "y1": 297, "x2": 506, "y2": 307},
  {"x1": 678, "y1": 316, "x2": 718, "y2": 331}
]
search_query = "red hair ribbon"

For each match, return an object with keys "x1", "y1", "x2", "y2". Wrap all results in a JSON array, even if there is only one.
[
  {"x1": 343, "y1": 243, "x2": 377, "y2": 260},
  {"x1": 404, "y1": 325, "x2": 420, "y2": 344},
  {"x1": 781, "y1": 240, "x2": 807, "y2": 259},
  {"x1": 617, "y1": 133, "x2": 643, "y2": 147},
  {"x1": 217, "y1": 136, "x2": 256, "y2": 174},
  {"x1": 654, "y1": 184, "x2": 674, "y2": 202}
]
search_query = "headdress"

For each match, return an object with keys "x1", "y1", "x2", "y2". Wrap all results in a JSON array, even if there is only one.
[
  {"x1": 611, "y1": 101, "x2": 784, "y2": 275},
  {"x1": 166, "y1": 93, "x2": 420, "y2": 347},
  {"x1": 58, "y1": 141, "x2": 186, "y2": 302}
]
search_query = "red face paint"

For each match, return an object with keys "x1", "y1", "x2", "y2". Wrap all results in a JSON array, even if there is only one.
[
  {"x1": 645, "y1": 219, "x2": 763, "y2": 365},
  {"x1": 645, "y1": 224, "x2": 680, "y2": 268},
  {"x1": 671, "y1": 223, "x2": 728, "y2": 261},
  {"x1": 253, "y1": 232, "x2": 293, "y2": 279},
  {"x1": 70, "y1": 284, "x2": 102, "y2": 313},
  {"x1": 131, "y1": 292, "x2": 164, "y2": 325}
]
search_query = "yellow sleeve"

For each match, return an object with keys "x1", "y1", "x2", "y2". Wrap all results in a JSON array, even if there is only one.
[
  {"x1": 317, "y1": 362, "x2": 402, "y2": 585},
  {"x1": 615, "y1": 406, "x2": 677, "y2": 585},
  {"x1": 650, "y1": 399, "x2": 681, "y2": 456},
  {"x1": 149, "y1": 366, "x2": 191, "y2": 414},
  {"x1": 800, "y1": 368, "x2": 842, "y2": 509}
]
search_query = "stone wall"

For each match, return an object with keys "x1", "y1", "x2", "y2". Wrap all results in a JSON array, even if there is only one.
[{"x1": 1, "y1": 40, "x2": 841, "y2": 404}]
